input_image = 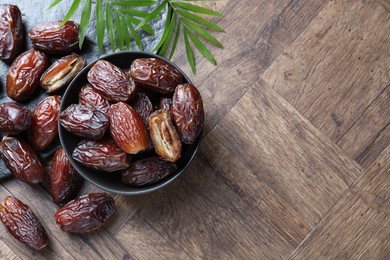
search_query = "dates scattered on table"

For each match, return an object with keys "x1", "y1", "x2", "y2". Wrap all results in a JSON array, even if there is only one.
[
  {"x1": 1, "y1": 3, "x2": 205, "y2": 247},
  {"x1": 0, "y1": 196, "x2": 48, "y2": 250}
]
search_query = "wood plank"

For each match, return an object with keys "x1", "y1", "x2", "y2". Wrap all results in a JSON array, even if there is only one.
[
  {"x1": 0, "y1": 181, "x2": 130, "y2": 259},
  {"x1": 171, "y1": 0, "x2": 330, "y2": 134},
  {"x1": 120, "y1": 82, "x2": 362, "y2": 259},
  {"x1": 263, "y1": 0, "x2": 390, "y2": 167},
  {"x1": 290, "y1": 146, "x2": 390, "y2": 259},
  {"x1": 0, "y1": 241, "x2": 20, "y2": 260},
  {"x1": 337, "y1": 86, "x2": 390, "y2": 168}
]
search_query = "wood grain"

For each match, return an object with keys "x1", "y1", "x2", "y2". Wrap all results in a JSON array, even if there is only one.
[
  {"x1": 263, "y1": 0, "x2": 390, "y2": 168},
  {"x1": 290, "y1": 146, "x2": 390, "y2": 259}
]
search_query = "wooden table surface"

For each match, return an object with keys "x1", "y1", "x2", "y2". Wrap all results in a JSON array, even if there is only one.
[{"x1": 1, "y1": 0, "x2": 389, "y2": 259}]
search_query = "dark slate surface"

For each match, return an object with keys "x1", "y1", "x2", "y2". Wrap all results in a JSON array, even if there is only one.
[{"x1": 0, "y1": 1, "x2": 165, "y2": 181}]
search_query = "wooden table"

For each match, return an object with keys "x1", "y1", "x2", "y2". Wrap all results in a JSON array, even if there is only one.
[{"x1": 1, "y1": 0, "x2": 389, "y2": 259}]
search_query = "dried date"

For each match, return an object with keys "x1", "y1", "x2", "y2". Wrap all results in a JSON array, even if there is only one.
[
  {"x1": 159, "y1": 98, "x2": 172, "y2": 113},
  {"x1": 130, "y1": 92, "x2": 153, "y2": 128},
  {"x1": 60, "y1": 104, "x2": 109, "y2": 139},
  {"x1": 40, "y1": 53, "x2": 86, "y2": 93},
  {"x1": 29, "y1": 21, "x2": 79, "y2": 55},
  {"x1": 29, "y1": 96, "x2": 62, "y2": 151},
  {"x1": 172, "y1": 83, "x2": 204, "y2": 144},
  {"x1": 6, "y1": 50, "x2": 49, "y2": 101},
  {"x1": 72, "y1": 139, "x2": 131, "y2": 172},
  {"x1": 88, "y1": 60, "x2": 136, "y2": 102},
  {"x1": 149, "y1": 110, "x2": 182, "y2": 162},
  {"x1": 0, "y1": 196, "x2": 48, "y2": 250},
  {"x1": 55, "y1": 193, "x2": 116, "y2": 233},
  {"x1": 79, "y1": 84, "x2": 110, "y2": 114},
  {"x1": 121, "y1": 157, "x2": 176, "y2": 187},
  {"x1": 0, "y1": 102, "x2": 32, "y2": 135},
  {"x1": 51, "y1": 148, "x2": 83, "y2": 206},
  {"x1": 0, "y1": 136, "x2": 45, "y2": 184},
  {"x1": 108, "y1": 102, "x2": 149, "y2": 154},
  {"x1": 130, "y1": 58, "x2": 183, "y2": 94},
  {"x1": 0, "y1": 5, "x2": 23, "y2": 61}
]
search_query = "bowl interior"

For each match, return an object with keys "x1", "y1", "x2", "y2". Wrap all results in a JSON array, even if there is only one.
[{"x1": 59, "y1": 51, "x2": 202, "y2": 195}]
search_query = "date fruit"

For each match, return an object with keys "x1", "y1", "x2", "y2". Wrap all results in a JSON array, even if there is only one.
[
  {"x1": 79, "y1": 84, "x2": 110, "y2": 114},
  {"x1": 0, "y1": 5, "x2": 23, "y2": 61},
  {"x1": 130, "y1": 92, "x2": 153, "y2": 128},
  {"x1": 0, "y1": 136, "x2": 45, "y2": 184},
  {"x1": 6, "y1": 50, "x2": 49, "y2": 101},
  {"x1": 40, "y1": 53, "x2": 86, "y2": 93},
  {"x1": 149, "y1": 110, "x2": 182, "y2": 162},
  {"x1": 29, "y1": 96, "x2": 62, "y2": 151},
  {"x1": 0, "y1": 102, "x2": 32, "y2": 135},
  {"x1": 172, "y1": 83, "x2": 204, "y2": 144},
  {"x1": 88, "y1": 60, "x2": 136, "y2": 102},
  {"x1": 130, "y1": 58, "x2": 183, "y2": 94},
  {"x1": 73, "y1": 139, "x2": 131, "y2": 172},
  {"x1": 29, "y1": 21, "x2": 79, "y2": 55},
  {"x1": 121, "y1": 157, "x2": 176, "y2": 187},
  {"x1": 55, "y1": 193, "x2": 116, "y2": 233},
  {"x1": 108, "y1": 102, "x2": 149, "y2": 154},
  {"x1": 51, "y1": 148, "x2": 83, "y2": 206},
  {"x1": 60, "y1": 104, "x2": 109, "y2": 139},
  {"x1": 159, "y1": 98, "x2": 172, "y2": 113},
  {"x1": 0, "y1": 196, "x2": 48, "y2": 250}
]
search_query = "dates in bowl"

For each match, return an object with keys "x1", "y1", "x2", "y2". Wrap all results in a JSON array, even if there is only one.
[{"x1": 59, "y1": 52, "x2": 203, "y2": 195}]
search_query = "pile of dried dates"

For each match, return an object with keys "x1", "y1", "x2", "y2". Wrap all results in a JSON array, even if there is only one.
[{"x1": 0, "y1": 4, "x2": 204, "y2": 250}]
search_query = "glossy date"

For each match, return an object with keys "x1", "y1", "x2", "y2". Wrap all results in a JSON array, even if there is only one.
[
  {"x1": 29, "y1": 96, "x2": 62, "y2": 151},
  {"x1": 130, "y1": 92, "x2": 153, "y2": 128},
  {"x1": 79, "y1": 84, "x2": 110, "y2": 114},
  {"x1": 0, "y1": 4, "x2": 23, "y2": 61},
  {"x1": 88, "y1": 60, "x2": 136, "y2": 102},
  {"x1": 29, "y1": 21, "x2": 79, "y2": 55},
  {"x1": 0, "y1": 196, "x2": 48, "y2": 250},
  {"x1": 40, "y1": 53, "x2": 86, "y2": 93},
  {"x1": 172, "y1": 83, "x2": 204, "y2": 144},
  {"x1": 108, "y1": 102, "x2": 149, "y2": 154},
  {"x1": 55, "y1": 193, "x2": 116, "y2": 233},
  {"x1": 51, "y1": 148, "x2": 83, "y2": 206},
  {"x1": 60, "y1": 104, "x2": 109, "y2": 139},
  {"x1": 121, "y1": 157, "x2": 176, "y2": 187},
  {"x1": 149, "y1": 110, "x2": 182, "y2": 162},
  {"x1": 0, "y1": 102, "x2": 32, "y2": 135},
  {"x1": 0, "y1": 136, "x2": 45, "y2": 184},
  {"x1": 72, "y1": 139, "x2": 131, "y2": 172},
  {"x1": 6, "y1": 50, "x2": 49, "y2": 101},
  {"x1": 130, "y1": 58, "x2": 183, "y2": 94}
]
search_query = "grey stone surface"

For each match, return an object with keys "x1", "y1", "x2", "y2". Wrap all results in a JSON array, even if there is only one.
[{"x1": 0, "y1": 0, "x2": 165, "y2": 181}]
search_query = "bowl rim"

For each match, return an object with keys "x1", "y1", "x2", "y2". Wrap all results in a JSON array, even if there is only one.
[{"x1": 59, "y1": 51, "x2": 202, "y2": 195}]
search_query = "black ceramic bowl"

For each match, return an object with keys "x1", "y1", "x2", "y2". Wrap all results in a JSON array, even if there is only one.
[{"x1": 59, "y1": 51, "x2": 202, "y2": 195}]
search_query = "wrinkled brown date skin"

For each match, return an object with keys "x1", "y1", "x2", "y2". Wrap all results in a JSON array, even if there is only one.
[
  {"x1": 60, "y1": 104, "x2": 109, "y2": 139},
  {"x1": 40, "y1": 53, "x2": 86, "y2": 93},
  {"x1": 0, "y1": 136, "x2": 45, "y2": 184},
  {"x1": 6, "y1": 50, "x2": 49, "y2": 101},
  {"x1": 79, "y1": 84, "x2": 110, "y2": 114},
  {"x1": 29, "y1": 96, "x2": 62, "y2": 151},
  {"x1": 88, "y1": 60, "x2": 136, "y2": 102},
  {"x1": 121, "y1": 157, "x2": 176, "y2": 187},
  {"x1": 130, "y1": 58, "x2": 183, "y2": 94},
  {"x1": 73, "y1": 139, "x2": 131, "y2": 172},
  {"x1": 0, "y1": 102, "x2": 32, "y2": 135},
  {"x1": 130, "y1": 92, "x2": 153, "y2": 128},
  {"x1": 159, "y1": 98, "x2": 173, "y2": 113},
  {"x1": 55, "y1": 193, "x2": 116, "y2": 233},
  {"x1": 29, "y1": 21, "x2": 79, "y2": 55},
  {"x1": 108, "y1": 102, "x2": 149, "y2": 154},
  {"x1": 172, "y1": 83, "x2": 204, "y2": 144},
  {"x1": 51, "y1": 148, "x2": 83, "y2": 206},
  {"x1": 0, "y1": 196, "x2": 48, "y2": 250},
  {"x1": 149, "y1": 110, "x2": 182, "y2": 162},
  {"x1": 0, "y1": 5, "x2": 23, "y2": 61}
]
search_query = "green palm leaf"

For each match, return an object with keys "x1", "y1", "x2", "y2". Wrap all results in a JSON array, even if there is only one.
[
  {"x1": 60, "y1": 0, "x2": 81, "y2": 26},
  {"x1": 184, "y1": 29, "x2": 196, "y2": 74},
  {"x1": 96, "y1": 0, "x2": 105, "y2": 52},
  {"x1": 171, "y1": 1, "x2": 223, "y2": 17},
  {"x1": 79, "y1": 0, "x2": 92, "y2": 49}
]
